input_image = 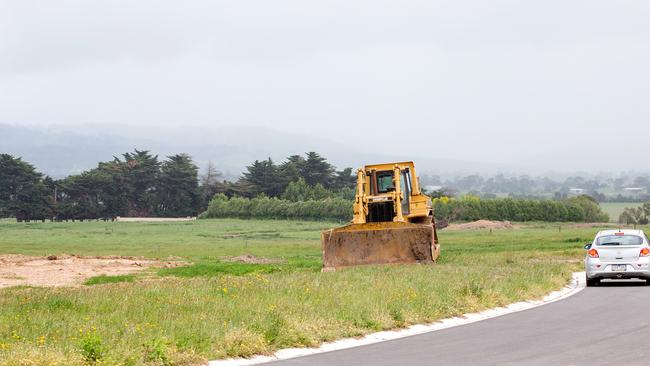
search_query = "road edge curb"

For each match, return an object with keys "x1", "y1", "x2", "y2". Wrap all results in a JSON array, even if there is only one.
[{"x1": 209, "y1": 271, "x2": 586, "y2": 366}]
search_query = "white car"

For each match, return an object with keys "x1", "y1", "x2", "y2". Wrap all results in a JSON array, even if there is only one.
[{"x1": 584, "y1": 229, "x2": 650, "y2": 286}]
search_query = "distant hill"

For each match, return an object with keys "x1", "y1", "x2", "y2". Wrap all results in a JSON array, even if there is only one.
[{"x1": 0, "y1": 123, "x2": 504, "y2": 179}]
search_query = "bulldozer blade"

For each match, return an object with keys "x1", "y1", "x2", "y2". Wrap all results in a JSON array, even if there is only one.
[{"x1": 321, "y1": 222, "x2": 439, "y2": 271}]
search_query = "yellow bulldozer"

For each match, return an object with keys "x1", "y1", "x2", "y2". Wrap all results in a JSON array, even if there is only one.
[{"x1": 322, "y1": 161, "x2": 440, "y2": 271}]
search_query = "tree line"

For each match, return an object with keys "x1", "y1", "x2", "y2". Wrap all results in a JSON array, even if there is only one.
[
  {"x1": 1, "y1": 150, "x2": 612, "y2": 223},
  {"x1": 0, "y1": 151, "x2": 355, "y2": 222},
  {"x1": 423, "y1": 173, "x2": 650, "y2": 202},
  {"x1": 203, "y1": 152, "x2": 356, "y2": 199},
  {"x1": 0, "y1": 151, "x2": 200, "y2": 221}
]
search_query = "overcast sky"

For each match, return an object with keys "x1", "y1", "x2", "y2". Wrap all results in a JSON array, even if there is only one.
[{"x1": 1, "y1": 1, "x2": 649, "y2": 172}]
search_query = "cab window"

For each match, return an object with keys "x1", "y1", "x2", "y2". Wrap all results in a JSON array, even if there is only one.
[
  {"x1": 401, "y1": 171, "x2": 412, "y2": 195},
  {"x1": 376, "y1": 172, "x2": 395, "y2": 193}
]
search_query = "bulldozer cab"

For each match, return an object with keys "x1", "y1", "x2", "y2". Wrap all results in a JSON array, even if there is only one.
[
  {"x1": 367, "y1": 168, "x2": 412, "y2": 220},
  {"x1": 363, "y1": 162, "x2": 422, "y2": 224}
]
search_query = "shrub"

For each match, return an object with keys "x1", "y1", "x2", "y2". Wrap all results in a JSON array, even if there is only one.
[
  {"x1": 281, "y1": 178, "x2": 330, "y2": 201},
  {"x1": 199, "y1": 194, "x2": 352, "y2": 221},
  {"x1": 200, "y1": 193, "x2": 608, "y2": 223},
  {"x1": 432, "y1": 195, "x2": 608, "y2": 223},
  {"x1": 620, "y1": 203, "x2": 650, "y2": 224}
]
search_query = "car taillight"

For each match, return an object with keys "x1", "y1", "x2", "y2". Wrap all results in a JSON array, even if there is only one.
[
  {"x1": 588, "y1": 249, "x2": 599, "y2": 258},
  {"x1": 640, "y1": 248, "x2": 650, "y2": 257}
]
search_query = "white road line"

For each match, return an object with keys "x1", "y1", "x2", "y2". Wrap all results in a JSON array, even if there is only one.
[{"x1": 209, "y1": 272, "x2": 586, "y2": 366}]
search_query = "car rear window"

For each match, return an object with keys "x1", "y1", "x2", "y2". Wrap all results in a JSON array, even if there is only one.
[{"x1": 596, "y1": 235, "x2": 644, "y2": 246}]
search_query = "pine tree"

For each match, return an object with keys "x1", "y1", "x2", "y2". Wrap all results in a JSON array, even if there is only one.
[
  {"x1": 302, "y1": 152, "x2": 334, "y2": 188},
  {"x1": 56, "y1": 167, "x2": 125, "y2": 220},
  {"x1": 155, "y1": 154, "x2": 200, "y2": 217},
  {"x1": 242, "y1": 158, "x2": 283, "y2": 197},
  {"x1": 115, "y1": 150, "x2": 160, "y2": 216},
  {"x1": 96, "y1": 161, "x2": 129, "y2": 218},
  {"x1": 332, "y1": 167, "x2": 356, "y2": 190},
  {"x1": 0, "y1": 154, "x2": 53, "y2": 221},
  {"x1": 279, "y1": 155, "x2": 306, "y2": 183}
]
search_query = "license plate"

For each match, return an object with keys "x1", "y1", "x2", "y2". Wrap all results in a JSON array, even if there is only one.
[{"x1": 612, "y1": 264, "x2": 627, "y2": 272}]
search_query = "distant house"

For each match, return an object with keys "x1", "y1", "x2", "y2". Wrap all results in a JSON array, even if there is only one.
[
  {"x1": 423, "y1": 185, "x2": 443, "y2": 192},
  {"x1": 569, "y1": 188, "x2": 585, "y2": 195},
  {"x1": 623, "y1": 187, "x2": 644, "y2": 192},
  {"x1": 623, "y1": 187, "x2": 645, "y2": 196}
]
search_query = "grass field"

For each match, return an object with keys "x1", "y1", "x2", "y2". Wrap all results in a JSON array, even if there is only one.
[
  {"x1": 599, "y1": 202, "x2": 642, "y2": 222},
  {"x1": 0, "y1": 219, "x2": 620, "y2": 365}
]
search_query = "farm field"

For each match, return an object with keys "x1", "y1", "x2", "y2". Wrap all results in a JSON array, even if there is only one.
[
  {"x1": 0, "y1": 219, "x2": 622, "y2": 365},
  {"x1": 599, "y1": 202, "x2": 642, "y2": 222}
]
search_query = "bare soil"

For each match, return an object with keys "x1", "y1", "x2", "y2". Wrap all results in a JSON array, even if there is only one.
[
  {"x1": 0, "y1": 254, "x2": 184, "y2": 288},
  {"x1": 446, "y1": 220, "x2": 518, "y2": 231}
]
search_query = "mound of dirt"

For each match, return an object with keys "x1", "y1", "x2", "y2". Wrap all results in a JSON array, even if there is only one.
[
  {"x1": 222, "y1": 254, "x2": 284, "y2": 264},
  {"x1": 0, "y1": 254, "x2": 185, "y2": 288},
  {"x1": 446, "y1": 220, "x2": 517, "y2": 231}
]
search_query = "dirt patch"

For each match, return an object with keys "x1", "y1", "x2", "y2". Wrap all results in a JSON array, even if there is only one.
[
  {"x1": 222, "y1": 254, "x2": 284, "y2": 264},
  {"x1": 0, "y1": 254, "x2": 185, "y2": 288},
  {"x1": 446, "y1": 220, "x2": 518, "y2": 231}
]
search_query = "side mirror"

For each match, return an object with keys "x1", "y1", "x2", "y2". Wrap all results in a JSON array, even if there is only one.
[{"x1": 584, "y1": 243, "x2": 592, "y2": 250}]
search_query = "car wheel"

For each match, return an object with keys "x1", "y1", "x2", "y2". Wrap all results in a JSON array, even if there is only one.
[{"x1": 586, "y1": 277, "x2": 599, "y2": 287}]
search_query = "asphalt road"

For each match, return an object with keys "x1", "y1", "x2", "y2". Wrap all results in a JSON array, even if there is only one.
[{"x1": 272, "y1": 280, "x2": 650, "y2": 366}]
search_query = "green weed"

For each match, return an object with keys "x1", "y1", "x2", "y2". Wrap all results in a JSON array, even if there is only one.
[
  {"x1": 83, "y1": 274, "x2": 134, "y2": 286},
  {"x1": 143, "y1": 338, "x2": 170, "y2": 365},
  {"x1": 46, "y1": 297, "x2": 75, "y2": 311},
  {"x1": 79, "y1": 333, "x2": 103, "y2": 363},
  {"x1": 158, "y1": 262, "x2": 281, "y2": 277}
]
